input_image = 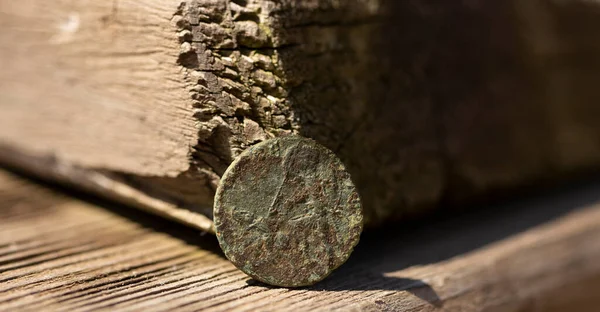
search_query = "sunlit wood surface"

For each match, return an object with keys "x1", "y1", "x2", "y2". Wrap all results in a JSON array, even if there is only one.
[{"x1": 1, "y1": 168, "x2": 599, "y2": 311}]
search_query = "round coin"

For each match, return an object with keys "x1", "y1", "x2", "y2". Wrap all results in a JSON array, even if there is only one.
[{"x1": 213, "y1": 135, "x2": 363, "y2": 287}]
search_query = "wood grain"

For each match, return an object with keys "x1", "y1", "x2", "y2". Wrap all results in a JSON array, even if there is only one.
[
  {"x1": 1, "y1": 168, "x2": 599, "y2": 311},
  {"x1": 0, "y1": 0, "x2": 197, "y2": 176}
]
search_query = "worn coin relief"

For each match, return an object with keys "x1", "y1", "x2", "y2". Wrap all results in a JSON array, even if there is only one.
[{"x1": 213, "y1": 136, "x2": 363, "y2": 287}]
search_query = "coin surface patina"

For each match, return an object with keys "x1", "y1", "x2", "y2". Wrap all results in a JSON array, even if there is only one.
[{"x1": 213, "y1": 135, "x2": 363, "y2": 287}]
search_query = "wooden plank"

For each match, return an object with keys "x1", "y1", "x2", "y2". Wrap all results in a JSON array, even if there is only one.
[
  {"x1": 0, "y1": 145, "x2": 214, "y2": 233},
  {"x1": 4, "y1": 0, "x2": 600, "y2": 230},
  {"x1": 0, "y1": 0, "x2": 198, "y2": 176},
  {"x1": 1, "y1": 168, "x2": 599, "y2": 311}
]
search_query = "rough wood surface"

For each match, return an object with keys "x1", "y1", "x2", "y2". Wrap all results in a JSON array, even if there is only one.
[
  {"x1": 3, "y1": 0, "x2": 600, "y2": 228},
  {"x1": 0, "y1": 0, "x2": 198, "y2": 176},
  {"x1": 1, "y1": 168, "x2": 600, "y2": 311}
]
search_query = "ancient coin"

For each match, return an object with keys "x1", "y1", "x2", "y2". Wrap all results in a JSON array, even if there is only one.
[{"x1": 213, "y1": 135, "x2": 363, "y2": 287}]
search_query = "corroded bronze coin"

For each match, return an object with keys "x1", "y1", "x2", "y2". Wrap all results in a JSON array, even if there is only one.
[{"x1": 213, "y1": 135, "x2": 363, "y2": 287}]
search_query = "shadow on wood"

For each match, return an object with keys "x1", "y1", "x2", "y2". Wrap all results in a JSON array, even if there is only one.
[{"x1": 1, "y1": 166, "x2": 600, "y2": 310}]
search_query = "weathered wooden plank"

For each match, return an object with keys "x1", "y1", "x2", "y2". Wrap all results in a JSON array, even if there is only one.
[
  {"x1": 3, "y1": 0, "x2": 600, "y2": 231},
  {"x1": 0, "y1": 0, "x2": 218, "y2": 230},
  {"x1": 0, "y1": 0, "x2": 198, "y2": 176},
  {"x1": 0, "y1": 146, "x2": 214, "y2": 232},
  {"x1": 1, "y1": 169, "x2": 599, "y2": 311}
]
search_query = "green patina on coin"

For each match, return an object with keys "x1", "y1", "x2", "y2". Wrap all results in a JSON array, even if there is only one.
[{"x1": 213, "y1": 135, "x2": 363, "y2": 287}]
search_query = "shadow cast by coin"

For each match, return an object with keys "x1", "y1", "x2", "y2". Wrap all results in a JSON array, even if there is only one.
[
  {"x1": 318, "y1": 275, "x2": 442, "y2": 308},
  {"x1": 245, "y1": 275, "x2": 442, "y2": 308}
]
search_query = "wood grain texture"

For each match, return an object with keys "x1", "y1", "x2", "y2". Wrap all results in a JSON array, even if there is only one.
[
  {"x1": 0, "y1": 0, "x2": 197, "y2": 176},
  {"x1": 1, "y1": 168, "x2": 599, "y2": 311},
  {"x1": 0, "y1": 146, "x2": 214, "y2": 232}
]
